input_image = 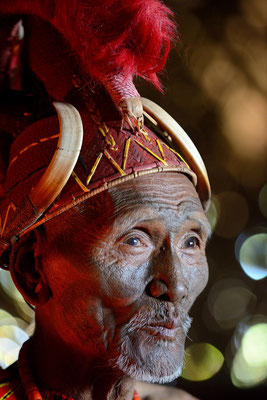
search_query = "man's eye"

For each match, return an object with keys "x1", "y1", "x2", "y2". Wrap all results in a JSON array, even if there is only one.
[
  {"x1": 125, "y1": 237, "x2": 141, "y2": 247},
  {"x1": 184, "y1": 236, "x2": 200, "y2": 248}
]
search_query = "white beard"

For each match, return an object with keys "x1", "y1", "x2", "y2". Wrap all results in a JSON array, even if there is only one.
[{"x1": 110, "y1": 309, "x2": 192, "y2": 383}]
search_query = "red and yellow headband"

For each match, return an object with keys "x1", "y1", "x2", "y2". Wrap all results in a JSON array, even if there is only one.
[{"x1": 0, "y1": 96, "x2": 210, "y2": 259}]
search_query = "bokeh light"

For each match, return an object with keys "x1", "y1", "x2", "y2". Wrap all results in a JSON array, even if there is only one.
[
  {"x1": 181, "y1": 343, "x2": 224, "y2": 381},
  {"x1": 0, "y1": 309, "x2": 18, "y2": 328},
  {"x1": 231, "y1": 347, "x2": 267, "y2": 388},
  {"x1": 236, "y1": 233, "x2": 267, "y2": 280},
  {"x1": 221, "y1": 86, "x2": 267, "y2": 162},
  {"x1": 207, "y1": 278, "x2": 256, "y2": 330},
  {"x1": 15, "y1": 299, "x2": 35, "y2": 323},
  {"x1": 213, "y1": 192, "x2": 249, "y2": 238},
  {"x1": 0, "y1": 326, "x2": 28, "y2": 369},
  {"x1": 205, "y1": 196, "x2": 220, "y2": 231},
  {"x1": 0, "y1": 269, "x2": 34, "y2": 322},
  {"x1": 242, "y1": 323, "x2": 267, "y2": 366},
  {"x1": 259, "y1": 183, "x2": 267, "y2": 219},
  {"x1": 232, "y1": 315, "x2": 267, "y2": 355},
  {"x1": 0, "y1": 270, "x2": 33, "y2": 369},
  {"x1": 0, "y1": 325, "x2": 28, "y2": 347},
  {"x1": 240, "y1": 0, "x2": 267, "y2": 32},
  {"x1": 231, "y1": 321, "x2": 267, "y2": 388},
  {"x1": 226, "y1": 13, "x2": 267, "y2": 90},
  {"x1": 0, "y1": 309, "x2": 29, "y2": 367},
  {"x1": 0, "y1": 0, "x2": 265, "y2": 397},
  {"x1": 0, "y1": 338, "x2": 21, "y2": 369},
  {"x1": 199, "y1": 46, "x2": 238, "y2": 103},
  {"x1": 0, "y1": 269, "x2": 22, "y2": 301},
  {"x1": 0, "y1": 309, "x2": 28, "y2": 331}
]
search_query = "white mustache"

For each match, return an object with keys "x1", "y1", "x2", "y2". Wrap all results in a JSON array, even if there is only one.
[{"x1": 123, "y1": 304, "x2": 192, "y2": 337}]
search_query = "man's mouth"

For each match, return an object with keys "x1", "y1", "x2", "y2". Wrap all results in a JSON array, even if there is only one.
[
  {"x1": 140, "y1": 319, "x2": 181, "y2": 340},
  {"x1": 123, "y1": 304, "x2": 192, "y2": 342}
]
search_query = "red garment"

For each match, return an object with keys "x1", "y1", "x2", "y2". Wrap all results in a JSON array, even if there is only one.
[
  {"x1": 0, "y1": 364, "x2": 27, "y2": 399},
  {"x1": 0, "y1": 364, "x2": 141, "y2": 400}
]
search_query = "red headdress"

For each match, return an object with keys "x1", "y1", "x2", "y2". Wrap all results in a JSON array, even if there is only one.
[
  {"x1": 0, "y1": 1, "x2": 210, "y2": 262},
  {"x1": 1, "y1": 0, "x2": 176, "y2": 116},
  {"x1": 0, "y1": 93, "x2": 210, "y2": 260}
]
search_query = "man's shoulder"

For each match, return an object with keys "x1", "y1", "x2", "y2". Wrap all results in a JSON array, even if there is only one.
[{"x1": 0, "y1": 364, "x2": 26, "y2": 399}]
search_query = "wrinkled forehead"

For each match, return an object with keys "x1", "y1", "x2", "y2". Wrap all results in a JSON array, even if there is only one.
[
  {"x1": 47, "y1": 172, "x2": 204, "y2": 237},
  {"x1": 108, "y1": 172, "x2": 202, "y2": 210}
]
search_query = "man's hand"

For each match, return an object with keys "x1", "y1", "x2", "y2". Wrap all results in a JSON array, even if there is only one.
[{"x1": 135, "y1": 382, "x2": 199, "y2": 400}]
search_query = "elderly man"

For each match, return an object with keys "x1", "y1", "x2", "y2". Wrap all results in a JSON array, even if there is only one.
[
  {"x1": 0, "y1": 91, "x2": 210, "y2": 399},
  {"x1": 0, "y1": 2, "x2": 211, "y2": 399}
]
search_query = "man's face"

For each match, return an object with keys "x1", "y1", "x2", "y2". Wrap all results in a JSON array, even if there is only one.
[{"x1": 40, "y1": 172, "x2": 210, "y2": 383}]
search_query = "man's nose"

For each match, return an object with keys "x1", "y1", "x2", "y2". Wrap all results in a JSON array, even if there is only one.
[{"x1": 146, "y1": 247, "x2": 187, "y2": 302}]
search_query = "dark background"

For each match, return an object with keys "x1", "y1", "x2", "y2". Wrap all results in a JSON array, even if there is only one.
[
  {"x1": 139, "y1": 0, "x2": 267, "y2": 398},
  {"x1": 0, "y1": 0, "x2": 266, "y2": 399}
]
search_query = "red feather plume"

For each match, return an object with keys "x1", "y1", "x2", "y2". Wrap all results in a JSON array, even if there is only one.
[{"x1": 1, "y1": 0, "x2": 177, "y2": 90}]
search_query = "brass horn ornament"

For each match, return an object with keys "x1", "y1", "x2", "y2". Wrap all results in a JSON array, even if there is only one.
[{"x1": 0, "y1": 102, "x2": 83, "y2": 256}]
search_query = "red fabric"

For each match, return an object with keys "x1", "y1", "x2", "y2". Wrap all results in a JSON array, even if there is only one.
[
  {"x1": 0, "y1": 0, "x2": 176, "y2": 91},
  {"x1": 0, "y1": 365, "x2": 27, "y2": 399},
  {"x1": 0, "y1": 364, "x2": 141, "y2": 400},
  {"x1": 133, "y1": 390, "x2": 141, "y2": 400},
  {"x1": 0, "y1": 90, "x2": 194, "y2": 248}
]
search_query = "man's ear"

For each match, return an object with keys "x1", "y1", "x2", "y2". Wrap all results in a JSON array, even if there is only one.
[{"x1": 10, "y1": 228, "x2": 52, "y2": 306}]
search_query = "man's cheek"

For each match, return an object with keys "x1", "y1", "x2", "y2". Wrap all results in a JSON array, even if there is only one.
[
  {"x1": 57, "y1": 282, "x2": 106, "y2": 347},
  {"x1": 101, "y1": 266, "x2": 148, "y2": 306},
  {"x1": 196, "y1": 258, "x2": 209, "y2": 294},
  {"x1": 186, "y1": 260, "x2": 209, "y2": 301},
  {"x1": 91, "y1": 252, "x2": 148, "y2": 302},
  {"x1": 93, "y1": 246, "x2": 130, "y2": 271}
]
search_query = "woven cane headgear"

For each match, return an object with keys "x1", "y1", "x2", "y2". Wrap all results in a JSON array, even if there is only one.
[{"x1": 0, "y1": 92, "x2": 210, "y2": 259}]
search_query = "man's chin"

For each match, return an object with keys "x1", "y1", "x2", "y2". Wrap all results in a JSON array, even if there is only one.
[
  {"x1": 113, "y1": 331, "x2": 185, "y2": 383},
  {"x1": 126, "y1": 361, "x2": 183, "y2": 384}
]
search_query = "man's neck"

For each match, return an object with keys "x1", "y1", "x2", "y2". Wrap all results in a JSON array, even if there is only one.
[{"x1": 27, "y1": 324, "x2": 135, "y2": 400}]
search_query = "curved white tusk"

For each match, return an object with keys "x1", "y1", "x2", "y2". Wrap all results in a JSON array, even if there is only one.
[
  {"x1": 29, "y1": 102, "x2": 83, "y2": 213},
  {"x1": 141, "y1": 97, "x2": 211, "y2": 210},
  {"x1": 0, "y1": 102, "x2": 83, "y2": 256}
]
